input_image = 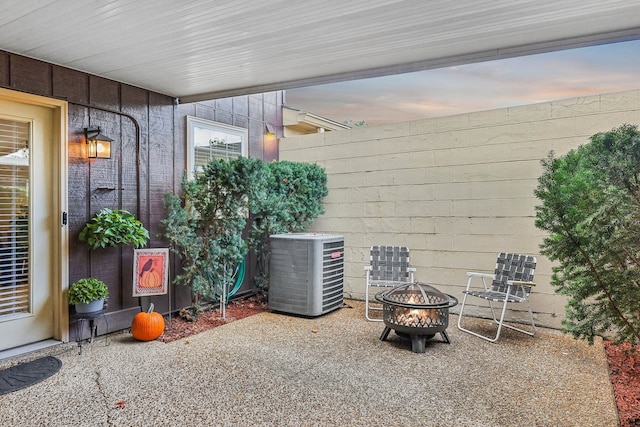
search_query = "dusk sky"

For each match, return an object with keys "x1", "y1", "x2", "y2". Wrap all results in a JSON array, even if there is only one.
[{"x1": 285, "y1": 39, "x2": 640, "y2": 126}]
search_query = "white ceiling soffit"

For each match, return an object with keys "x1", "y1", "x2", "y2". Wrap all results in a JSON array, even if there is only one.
[{"x1": 2, "y1": 0, "x2": 640, "y2": 103}]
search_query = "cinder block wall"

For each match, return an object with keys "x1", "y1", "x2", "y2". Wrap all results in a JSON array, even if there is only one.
[{"x1": 279, "y1": 89, "x2": 640, "y2": 329}]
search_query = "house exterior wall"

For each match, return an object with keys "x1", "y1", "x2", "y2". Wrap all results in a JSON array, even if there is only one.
[
  {"x1": 282, "y1": 106, "x2": 350, "y2": 136},
  {"x1": 0, "y1": 50, "x2": 282, "y2": 334},
  {"x1": 279, "y1": 88, "x2": 640, "y2": 329}
]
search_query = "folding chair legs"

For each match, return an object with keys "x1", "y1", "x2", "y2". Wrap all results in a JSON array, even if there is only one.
[
  {"x1": 457, "y1": 292, "x2": 536, "y2": 343},
  {"x1": 365, "y1": 282, "x2": 384, "y2": 322}
]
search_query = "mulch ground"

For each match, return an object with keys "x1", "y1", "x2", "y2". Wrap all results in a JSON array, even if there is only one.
[
  {"x1": 158, "y1": 296, "x2": 267, "y2": 343},
  {"x1": 157, "y1": 297, "x2": 638, "y2": 426},
  {"x1": 605, "y1": 341, "x2": 640, "y2": 427}
]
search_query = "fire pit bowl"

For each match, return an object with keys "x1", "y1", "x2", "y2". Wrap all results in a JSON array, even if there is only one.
[{"x1": 375, "y1": 282, "x2": 458, "y2": 353}]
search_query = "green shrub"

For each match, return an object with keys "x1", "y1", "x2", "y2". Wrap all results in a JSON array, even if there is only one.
[
  {"x1": 162, "y1": 158, "x2": 328, "y2": 316},
  {"x1": 534, "y1": 124, "x2": 640, "y2": 344},
  {"x1": 247, "y1": 160, "x2": 328, "y2": 294}
]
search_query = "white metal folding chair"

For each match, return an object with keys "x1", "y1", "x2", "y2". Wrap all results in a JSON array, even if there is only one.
[
  {"x1": 364, "y1": 245, "x2": 415, "y2": 321},
  {"x1": 457, "y1": 253, "x2": 537, "y2": 342}
]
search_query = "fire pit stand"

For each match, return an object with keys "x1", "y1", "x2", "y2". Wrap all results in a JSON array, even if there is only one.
[{"x1": 375, "y1": 282, "x2": 458, "y2": 353}]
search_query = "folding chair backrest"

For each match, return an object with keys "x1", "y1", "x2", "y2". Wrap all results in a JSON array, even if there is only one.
[
  {"x1": 491, "y1": 253, "x2": 536, "y2": 298},
  {"x1": 369, "y1": 245, "x2": 412, "y2": 282}
]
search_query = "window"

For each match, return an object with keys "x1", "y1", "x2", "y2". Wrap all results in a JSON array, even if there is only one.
[
  {"x1": 0, "y1": 118, "x2": 30, "y2": 316},
  {"x1": 187, "y1": 116, "x2": 248, "y2": 177}
]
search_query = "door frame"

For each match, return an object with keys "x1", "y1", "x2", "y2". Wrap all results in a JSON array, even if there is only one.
[{"x1": 0, "y1": 88, "x2": 69, "y2": 343}]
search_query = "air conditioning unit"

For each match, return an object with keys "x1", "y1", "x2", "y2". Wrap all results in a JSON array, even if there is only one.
[{"x1": 269, "y1": 233, "x2": 344, "y2": 316}]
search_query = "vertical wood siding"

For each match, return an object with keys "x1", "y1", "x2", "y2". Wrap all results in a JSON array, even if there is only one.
[{"x1": 0, "y1": 50, "x2": 282, "y2": 333}]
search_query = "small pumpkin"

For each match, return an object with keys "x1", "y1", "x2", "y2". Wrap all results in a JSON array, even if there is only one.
[
  {"x1": 131, "y1": 303, "x2": 165, "y2": 341},
  {"x1": 140, "y1": 269, "x2": 161, "y2": 288}
]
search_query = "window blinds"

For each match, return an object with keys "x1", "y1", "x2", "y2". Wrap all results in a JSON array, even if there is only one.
[{"x1": 0, "y1": 118, "x2": 30, "y2": 317}]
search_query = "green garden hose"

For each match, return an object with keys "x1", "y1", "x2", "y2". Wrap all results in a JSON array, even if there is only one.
[
  {"x1": 210, "y1": 256, "x2": 246, "y2": 301},
  {"x1": 228, "y1": 256, "x2": 246, "y2": 298}
]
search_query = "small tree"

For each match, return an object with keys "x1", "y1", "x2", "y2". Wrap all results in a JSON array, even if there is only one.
[
  {"x1": 162, "y1": 157, "x2": 267, "y2": 318},
  {"x1": 534, "y1": 124, "x2": 640, "y2": 344}
]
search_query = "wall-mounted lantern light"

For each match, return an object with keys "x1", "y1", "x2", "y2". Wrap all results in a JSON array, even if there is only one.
[
  {"x1": 263, "y1": 123, "x2": 278, "y2": 160},
  {"x1": 265, "y1": 123, "x2": 276, "y2": 138},
  {"x1": 84, "y1": 126, "x2": 112, "y2": 159}
]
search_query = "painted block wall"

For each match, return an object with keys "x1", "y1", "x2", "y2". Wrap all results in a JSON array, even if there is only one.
[{"x1": 279, "y1": 89, "x2": 640, "y2": 329}]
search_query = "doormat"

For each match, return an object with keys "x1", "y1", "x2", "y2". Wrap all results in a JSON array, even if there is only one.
[{"x1": 0, "y1": 356, "x2": 62, "y2": 395}]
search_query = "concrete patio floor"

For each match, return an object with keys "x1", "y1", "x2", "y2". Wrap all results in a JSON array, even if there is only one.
[{"x1": 0, "y1": 300, "x2": 617, "y2": 426}]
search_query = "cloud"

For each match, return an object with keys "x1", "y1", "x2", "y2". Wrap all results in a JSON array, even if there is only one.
[{"x1": 285, "y1": 40, "x2": 640, "y2": 126}]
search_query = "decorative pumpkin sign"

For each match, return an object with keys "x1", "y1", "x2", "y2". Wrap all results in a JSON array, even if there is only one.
[{"x1": 131, "y1": 303, "x2": 165, "y2": 341}]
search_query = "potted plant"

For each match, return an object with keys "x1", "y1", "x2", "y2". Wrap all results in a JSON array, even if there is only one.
[
  {"x1": 68, "y1": 278, "x2": 109, "y2": 314},
  {"x1": 79, "y1": 208, "x2": 149, "y2": 250}
]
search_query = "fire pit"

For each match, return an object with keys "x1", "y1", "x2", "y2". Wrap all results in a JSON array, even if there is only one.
[{"x1": 375, "y1": 282, "x2": 458, "y2": 353}]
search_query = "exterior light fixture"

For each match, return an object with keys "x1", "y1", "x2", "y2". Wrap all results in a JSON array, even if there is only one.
[
  {"x1": 263, "y1": 123, "x2": 278, "y2": 160},
  {"x1": 265, "y1": 123, "x2": 276, "y2": 138},
  {"x1": 84, "y1": 126, "x2": 112, "y2": 159}
]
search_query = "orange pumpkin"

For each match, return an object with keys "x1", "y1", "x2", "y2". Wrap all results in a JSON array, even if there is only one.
[
  {"x1": 140, "y1": 269, "x2": 161, "y2": 288},
  {"x1": 131, "y1": 303, "x2": 165, "y2": 341}
]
